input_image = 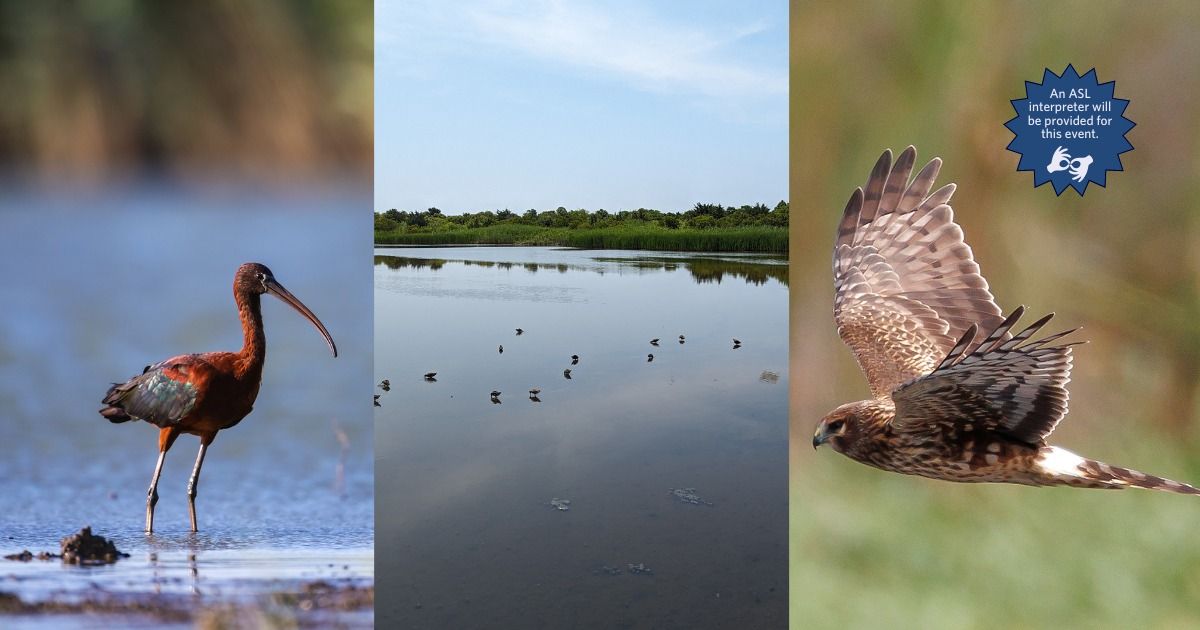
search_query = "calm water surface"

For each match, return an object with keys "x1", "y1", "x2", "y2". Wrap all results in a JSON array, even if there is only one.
[
  {"x1": 0, "y1": 190, "x2": 373, "y2": 625},
  {"x1": 376, "y1": 246, "x2": 787, "y2": 628}
]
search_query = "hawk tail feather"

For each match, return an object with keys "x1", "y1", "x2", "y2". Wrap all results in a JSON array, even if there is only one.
[
  {"x1": 1082, "y1": 459, "x2": 1200, "y2": 496},
  {"x1": 1039, "y1": 447, "x2": 1200, "y2": 495}
]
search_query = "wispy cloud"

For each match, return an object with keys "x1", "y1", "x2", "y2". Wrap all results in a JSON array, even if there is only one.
[{"x1": 381, "y1": 0, "x2": 785, "y2": 99}]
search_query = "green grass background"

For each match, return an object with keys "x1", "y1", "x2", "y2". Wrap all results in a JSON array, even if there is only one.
[{"x1": 789, "y1": 2, "x2": 1200, "y2": 627}]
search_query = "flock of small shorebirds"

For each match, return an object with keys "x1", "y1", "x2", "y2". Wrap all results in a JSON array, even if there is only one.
[{"x1": 373, "y1": 328, "x2": 743, "y2": 406}]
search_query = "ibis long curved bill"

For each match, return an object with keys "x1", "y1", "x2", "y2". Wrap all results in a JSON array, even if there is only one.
[{"x1": 265, "y1": 278, "x2": 337, "y2": 358}]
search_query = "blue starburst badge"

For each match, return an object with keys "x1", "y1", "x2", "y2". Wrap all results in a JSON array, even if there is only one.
[{"x1": 1004, "y1": 65, "x2": 1134, "y2": 195}]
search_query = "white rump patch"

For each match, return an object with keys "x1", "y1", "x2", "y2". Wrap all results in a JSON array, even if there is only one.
[{"x1": 1037, "y1": 447, "x2": 1086, "y2": 477}]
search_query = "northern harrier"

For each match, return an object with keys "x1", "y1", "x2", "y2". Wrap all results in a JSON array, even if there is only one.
[{"x1": 812, "y1": 146, "x2": 1200, "y2": 495}]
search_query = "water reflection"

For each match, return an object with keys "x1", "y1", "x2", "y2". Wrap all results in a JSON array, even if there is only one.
[
  {"x1": 374, "y1": 251, "x2": 788, "y2": 286},
  {"x1": 375, "y1": 246, "x2": 787, "y2": 628}
]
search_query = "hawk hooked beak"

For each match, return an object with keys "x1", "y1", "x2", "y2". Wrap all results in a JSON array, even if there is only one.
[{"x1": 812, "y1": 427, "x2": 828, "y2": 450}]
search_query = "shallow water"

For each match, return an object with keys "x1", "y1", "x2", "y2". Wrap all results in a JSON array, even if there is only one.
[
  {"x1": 375, "y1": 246, "x2": 788, "y2": 628},
  {"x1": 0, "y1": 189, "x2": 373, "y2": 624}
]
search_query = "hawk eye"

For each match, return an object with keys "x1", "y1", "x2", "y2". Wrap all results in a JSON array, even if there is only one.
[{"x1": 828, "y1": 419, "x2": 845, "y2": 433}]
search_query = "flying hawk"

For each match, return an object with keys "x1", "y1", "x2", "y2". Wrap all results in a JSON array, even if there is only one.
[{"x1": 812, "y1": 146, "x2": 1199, "y2": 495}]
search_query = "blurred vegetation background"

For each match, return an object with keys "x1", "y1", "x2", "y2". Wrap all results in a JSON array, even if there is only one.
[
  {"x1": 790, "y1": 1, "x2": 1200, "y2": 628},
  {"x1": 0, "y1": 0, "x2": 372, "y2": 185}
]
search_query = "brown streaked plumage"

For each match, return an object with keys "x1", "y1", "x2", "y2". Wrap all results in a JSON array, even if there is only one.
[
  {"x1": 813, "y1": 147, "x2": 1200, "y2": 496},
  {"x1": 100, "y1": 262, "x2": 338, "y2": 533}
]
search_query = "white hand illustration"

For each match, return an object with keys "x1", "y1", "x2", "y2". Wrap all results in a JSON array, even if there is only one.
[
  {"x1": 1047, "y1": 146, "x2": 1072, "y2": 173},
  {"x1": 1068, "y1": 155, "x2": 1093, "y2": 182}
]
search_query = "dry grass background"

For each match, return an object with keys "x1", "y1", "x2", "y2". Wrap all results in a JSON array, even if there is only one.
[{"x1": 0, "y1": 0, "x2": 372, "y2": 185}]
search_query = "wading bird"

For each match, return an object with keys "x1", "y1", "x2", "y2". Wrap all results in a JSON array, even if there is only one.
[
  {"x1": 647, "y1": 353, "x2": 654, "y2": 362},
  {"x1": 515, "y1": 328, "x2": 524, "y2": 335},
  {"x1": 424, "y1": 372, "x2": 437, "y2": 381},
  {"x1": 373, "y1": 395, "x2": 381, "y2": 407},
  {"x1": 563, "y1": 369, "x2": 572, "y2": 379},
  {"x1": 571, "y1": 354, "x2": 579, "y2": 364},
  {"x1": 499, "y1": 345, "x2": 504, "y2": 354},
  {"x1": 379, "y1": 379, "x2": 390, "y2": 391},
  {"x1": 100, "y1": 263, "x2": 337, "y2": 533},
  {"x1": 650, "y1": 338, "x2": 660, "y2": 346},
  {"x1": 529, "y1": 388, "x2": 541, "y2": 397},
  {"x1": 812, "y1": 146, "x2": 1200, "y2": 495}
]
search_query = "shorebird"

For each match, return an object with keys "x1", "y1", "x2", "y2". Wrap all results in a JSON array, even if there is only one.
[{"x1": 100, "y1": 262, "x2": 336, "y2": 533}]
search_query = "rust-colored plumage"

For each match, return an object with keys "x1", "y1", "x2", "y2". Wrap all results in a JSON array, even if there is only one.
[
  {"x1": 813, "y1": 147, "x2": 1200, "y2": 495},
  {"x1": 101, "y1": 262, "x2": 338, "y2": 533}
]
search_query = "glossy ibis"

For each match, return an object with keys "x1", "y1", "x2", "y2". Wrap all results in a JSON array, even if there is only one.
[
  {"x1": 379, "y1": 379, "x2": 391, "y2": 391},
  {"x1": 374, "y1": 395, "x2": 381, "y2": 407},
  {"x1": 650, "y1": 338, "x2": 660, "y2": 346},
  {"x1": 679, "y1": 335, "x2": 686, "y2": 344},
  {"x1": 515, "y1": 328, "x2": 524, "y2": 335},
  {"x1": 528, "y1": 388, "x2": 541, "y2": 397},
  {"x1": 424, "y1": 372, "x2": 437, "y2": 381},
  {"x1": 563, "y1": 369, "x2": 572, "y2": 379},
  {"x1": 100, "y1": 263, "x2": 336, "y2": 534},
  {"x1": 490, "y1": 390, "x2": 502, "y2": 398},
  {"x1": 499, "y1": 345, "x2": 504, "y2": 354},
  {"x1": 647, "y1": 353, "x2": 654, "y2": 362},
  {"x1": 571, "y1": 354, "x2": 579, "y2": 364}
]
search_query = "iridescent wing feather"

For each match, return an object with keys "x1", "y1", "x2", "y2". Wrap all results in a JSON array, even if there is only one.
[
  {"x1": 100, "y1": 356, "x2": 204, "y2": 428},
  {"x1": 834, "y1": 146, "x2": 1007, "y2": 397}
]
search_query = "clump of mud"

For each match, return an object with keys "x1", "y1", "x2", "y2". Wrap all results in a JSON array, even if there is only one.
[
  {"x1": 59, "y1": 526, "x2": 129, "y2": 565},
  {"x1": 2, "y1": 550, "x2": 56, "y2": 562},
  {"x1": 4, "y1": 526, "x2": 128, "y2": 565}
]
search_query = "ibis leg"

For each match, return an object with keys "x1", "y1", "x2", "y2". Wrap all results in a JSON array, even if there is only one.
[
  {"x1": 186, "y1": 439, "x2": 211, "y2": 533},
  {"x1": 145, "y1": 450, "x2": 167, "y2": 534}
]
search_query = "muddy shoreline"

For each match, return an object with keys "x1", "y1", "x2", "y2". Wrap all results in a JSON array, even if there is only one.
[{"x1": 0, "y1": 579, "x2": 373, "y2": 626}]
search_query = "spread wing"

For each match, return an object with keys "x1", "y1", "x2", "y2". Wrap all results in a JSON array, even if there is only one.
[
  {"x1": 100, "y1": 355, "x2": 208, "y2": 428},
  {"x1": 834, "y1": 146, "x2": 1007, "y2": 397},
  {"x1": 891, "y1": 307, "x2": 1081, "y2": 445}
]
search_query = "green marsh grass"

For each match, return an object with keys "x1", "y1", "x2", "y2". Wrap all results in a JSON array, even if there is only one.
[{"x1": 375, "y1": 224, "x2": 788, "y2": 254}]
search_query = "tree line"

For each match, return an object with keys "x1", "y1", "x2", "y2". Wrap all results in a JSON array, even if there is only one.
[{"x1": 375, "y1": 202, "x2": 789, "y2": 233}]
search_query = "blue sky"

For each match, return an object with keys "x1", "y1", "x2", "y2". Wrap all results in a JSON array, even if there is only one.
[{"x1": 376, "y1": 0, "x2": 787, "y2": 214}]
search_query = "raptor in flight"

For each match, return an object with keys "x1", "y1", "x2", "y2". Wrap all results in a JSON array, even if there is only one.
[{"x1": 812, "y1": 146, "x2": 1199, "y2": 495}]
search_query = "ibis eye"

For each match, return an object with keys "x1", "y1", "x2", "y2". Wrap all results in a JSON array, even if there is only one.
[
  {"x1": 828, "y1": 419, "x2": 845, "y2": 433},
  {"x1": 257, "y1": 272, "x2": 267, "y2": 281}
]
